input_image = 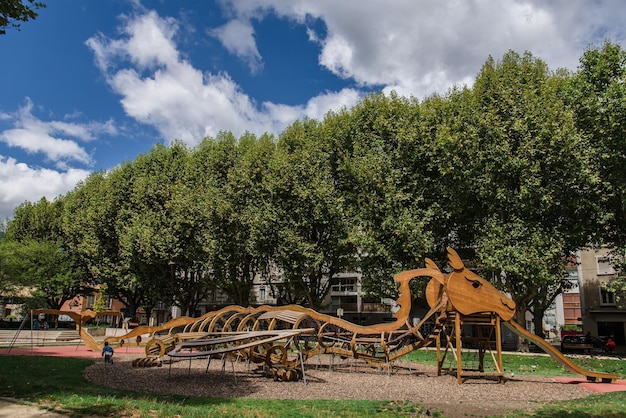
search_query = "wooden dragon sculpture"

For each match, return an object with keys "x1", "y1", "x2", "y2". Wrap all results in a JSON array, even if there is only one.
[
  {"x1": 34, "y1": 248, "x2": 618, "y2": 383},
  {"x1": 103, "y1": 248, "x2": 520, "y2": 371}
]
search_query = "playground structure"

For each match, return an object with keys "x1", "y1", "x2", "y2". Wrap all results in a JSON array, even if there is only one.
[
  {"x1": 8, "y1": 308, "x2": 120, "y2": 353},
  {"x1": 30, "y1": 248, "x2": 619, "y2": 384}
]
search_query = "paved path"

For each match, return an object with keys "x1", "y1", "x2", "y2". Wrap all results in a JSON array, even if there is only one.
[
  {"x1": 0, "y1": 345, "x2": 145, "y2": 358},
  {"x1": 0, "y1": 398, "x2": 66, "y2": 418}
]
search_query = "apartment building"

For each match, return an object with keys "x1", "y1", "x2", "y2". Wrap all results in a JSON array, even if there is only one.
[{"x1": 577, "y1": 248, "x2": 626, "y2": 345}]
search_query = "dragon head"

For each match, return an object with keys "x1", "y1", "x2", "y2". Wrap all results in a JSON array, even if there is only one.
[{"x1": 445, "y1": 248, "x2": 516, "y2": 321}]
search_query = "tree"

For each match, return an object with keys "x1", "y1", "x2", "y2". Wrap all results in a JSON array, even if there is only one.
[
  {"x1": 0, "y1": 0, "x2": 45, "y2": 34},
  {"x1": 325, "y1": 93, "x2": 439, "y2": 302},
  {"x1": 2, "y1": 197, "x2": 85, "y2": 310},
  {"x1": 198, "y1": 132, "x2": 278, "y2": 306},
  {"x1": 270, "y1": 119, "x2": 355, "y2": 309},
  {"x1": 91, "y1": 283, "x2": 108, "y2": 325},
  {"x1": 0, "y1": 220, "x2": 10, "y2": 295},
  {"x1": 165, "y1": 142, "x2": 219, "y2": 316},
  {"x1": 62, "y1": 166, "x2": 146, "y2": 320},
  {"x1": 567, "y1": 42, "x2": 626, "y2": 294},
  {"x1": 118, "y1": 142, "x2": 192, "y2": 318},
  {"x1": 460, "y1": 51, "x2": 602, "y2": 336}
]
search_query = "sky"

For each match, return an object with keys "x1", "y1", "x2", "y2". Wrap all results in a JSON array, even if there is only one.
[{"x1": 0, "y1": 0, "x2": 625, "y2": 221}]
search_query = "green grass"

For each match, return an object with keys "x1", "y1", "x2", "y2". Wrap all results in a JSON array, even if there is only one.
[
  {"x1": 0, "y1": 353, "x2": 624, "y2": 417},
  {"x1": 500, "y1": 392, "x2": 626, "y2": 418},
  {"x1": 406, "y1": 348, "x2": 626, "y2": 377}
]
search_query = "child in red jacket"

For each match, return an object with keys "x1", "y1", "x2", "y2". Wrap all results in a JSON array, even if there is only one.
[{"x1": 605, "y1": 337, "x2": 616, "y2": 354}]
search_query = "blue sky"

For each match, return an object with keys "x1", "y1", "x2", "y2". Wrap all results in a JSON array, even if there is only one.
[{"x1": 1, "y1": 0, "x2": 625, "y2": 220}]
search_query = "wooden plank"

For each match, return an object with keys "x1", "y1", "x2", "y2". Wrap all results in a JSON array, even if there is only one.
[{"x1": 168, "y1": 329, "x2": 312, "y2": 358}]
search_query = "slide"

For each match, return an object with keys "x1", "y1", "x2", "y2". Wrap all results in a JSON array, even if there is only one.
[{"x1": 504, "y1": 320, "x2": 619, "y2": 383}]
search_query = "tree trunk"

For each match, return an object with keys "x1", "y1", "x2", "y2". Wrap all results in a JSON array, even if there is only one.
[
  {"x1": 533, "y1": 303, "x2": 546, "y2": 340},
  {"x1": 515, "y1": 301, "x2": 530, "y2": 352}
]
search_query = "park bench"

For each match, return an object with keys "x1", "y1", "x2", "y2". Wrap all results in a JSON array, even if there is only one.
[
  {"x1": 38, "y1": 330, "x2": 80, "y2": 344},
  {"x1": 56, "y1": 330, "x2": 80, "y2": 341}
]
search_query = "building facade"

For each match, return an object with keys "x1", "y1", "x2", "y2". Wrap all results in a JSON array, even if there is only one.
[{"x1": 578, "y1": 248, "x2": 626, "y2": 345}]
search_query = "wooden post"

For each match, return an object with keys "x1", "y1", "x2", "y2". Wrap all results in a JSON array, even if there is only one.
[
  {"x1": 496, "y1": 315, "x2": 504, "y2": 383},
  {"x1": 436, "y1": 314, "x2": 442, "y2": 376},
  {"x1": 477, "y1": 325, "x2": 485, "y2": 372},
  {"x1": 455, "y1": 313, "x2": 462, "y2": 384}
]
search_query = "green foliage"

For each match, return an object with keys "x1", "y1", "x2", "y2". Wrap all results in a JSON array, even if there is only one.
[
  {"x1": 0, "y1": 239, "x2": 75, "y2": 308},
  {"x1": 325, "y1": 93, "x2": 437, "y2": 299},
  {"x1": 62, "y1": 166, "x2": 145, "y2": 318},
  {"x1": 607, "y1": 249, "x2": 626, "y2": 301},
  {"x1": 270, "y1": 119, "x2": 355, "y2": 308},
  {"x1": 462, "y1": 51, "x2": 602, "y2": 334},
  {"x1": 1, "y1": 198, "x2": 84, "y2": 309},
  {"x1": 92, "y1": 283, "x2": 107, "y2": 314},
  {"x1": 561, "y1": 324, "x2": 582, "y2": 331},
  {"x1": 197, "y1": 132, "x2": 278, "y2": 306},
  {"x1": 0, "y1": 0, "x2": 45, "y2": 35},
  {"x1": 568, "y1": 42, "x2": 626, "y2": 295}
]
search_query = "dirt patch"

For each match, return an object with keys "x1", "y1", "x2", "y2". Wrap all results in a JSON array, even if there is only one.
[{"x1": 85, "y1": 354, "x2": 593, "y2": 417}]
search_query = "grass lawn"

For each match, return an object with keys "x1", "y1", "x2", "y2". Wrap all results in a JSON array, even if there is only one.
[
  {"x1": 406, "y1": 349, "x2": 626, "y2": 378},
  {"x1": 0, "y1": 353, "x2": 624, "y2": 417}
]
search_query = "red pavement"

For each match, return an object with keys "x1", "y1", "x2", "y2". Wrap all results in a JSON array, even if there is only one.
[
  {"x1": 0, "y1": 345, "x2": 145, "y2": 358},
  {"x1": 552, "y1": 377, "x2": 626, "y2": 393}
]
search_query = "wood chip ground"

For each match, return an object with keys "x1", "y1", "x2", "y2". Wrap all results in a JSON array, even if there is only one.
[{"x1": 85, "y1": 353, "x2": 593, "y2": 417}]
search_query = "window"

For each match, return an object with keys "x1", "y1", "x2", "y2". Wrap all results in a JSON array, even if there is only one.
[
  {"x1": 600, "y1": 287, "x2": 616, "y2": 305},
  {"x1": 86, "y1": 295, "x2": 95, "y2": 309},
  {"x1": 330, "y1": 295, "x2": 358, "y2": 312},
  {"x1": 331, "y1": 277, "x2": 356, "y2": 292},
  {"x1": 259, "y1": 287, "x2": 266, "y2": 301},
  {"x1": 563, "y1": 267, "x2": 580, "y2": 293},
  {"x1": 597, "y1": 256, "x2": 615, "y2": 275}
]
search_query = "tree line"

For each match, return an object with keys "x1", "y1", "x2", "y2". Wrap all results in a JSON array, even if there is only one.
[{"x1": 1, "y1": 44, "x2": 625, "y2": 335}]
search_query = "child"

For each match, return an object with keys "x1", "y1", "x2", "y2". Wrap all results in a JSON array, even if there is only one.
[
  {"x1": 102, "y1": 341, "x2": 114, "y2": 364},
  {"x1": 605, "y1": 337, "x2": 616, "y2": 354}
]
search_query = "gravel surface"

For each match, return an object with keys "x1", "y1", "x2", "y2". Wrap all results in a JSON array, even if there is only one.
[{"x1": 84, "y1": 353, "x2": 593, "y2": 417}]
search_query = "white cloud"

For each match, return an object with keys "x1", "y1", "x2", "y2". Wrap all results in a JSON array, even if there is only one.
[
  {"x1": 210, "y1": 19, "x2": 263, "y2": 73},
  {"x1": 0, "y1": 99, "x2": 116, "y2": 168},
  {"x1": 263, "y1": 88, "x2": 361, "y2": 124},
  {"x1": 0, "y1": 156, "x2": 90, "y2": 220},
  {"x1": 86, "y1": 10, "x2": 362, "y2": 145},
  {"x1": 88, "y1": 10, "x2": 180, "y2": 73},
  {"x1": 219, "y1": 0, "x2": 626, "y2": 98},
  {"x1": 0, "y1": 99, "x2": 118, "y2": 218},
  {"x1": 85, "y1": 2, "x2": 626, "y2": 148}
]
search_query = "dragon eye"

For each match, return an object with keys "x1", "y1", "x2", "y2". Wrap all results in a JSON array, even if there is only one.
[{"x1": 465, "y1": 276, "x2": 482, "y2": 289}]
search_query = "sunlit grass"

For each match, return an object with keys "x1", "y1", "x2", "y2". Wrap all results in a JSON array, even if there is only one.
[
  {"x1": 500, "y1": 392, "x2": 626, "y2": 418},
  {"x1": 406, "y1": 348, "x2": 626, "y2": 377}
]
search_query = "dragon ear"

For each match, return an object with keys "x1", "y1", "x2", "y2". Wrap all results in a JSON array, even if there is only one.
[
  {"x1": 447, "y1": 247, "x2": 465, "y2": 271},
  {"x1": 424, "y1": 258, "x2": 440, "y2": 271}
]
